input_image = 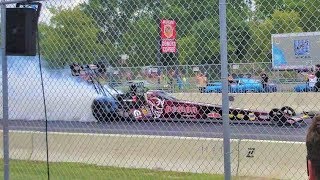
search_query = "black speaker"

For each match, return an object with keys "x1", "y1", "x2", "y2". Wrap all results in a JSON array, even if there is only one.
[{"x1": 6, "y1": 8, "x2": 38, "y2": 56}]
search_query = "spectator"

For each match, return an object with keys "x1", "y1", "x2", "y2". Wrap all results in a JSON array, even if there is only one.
[
  {"x1": 182, "y1": 75, "x2": 187, "y2": 84},
  {"x1": 168, "y1": 70, "x2": 175, "y2": 90},
  {"x1": 314, "y1": 65, "x2": 320, "y2": 91},
  {"x1": 125, "y1": 71, "x2": 133, "y2": 81},
  {"x1": 306, "y1": 115, "x2": 320, "y2": 180},
  {"x1": 260, "y1": 72, "x2": 269, "y2": 92},
  {"x1": 175, "y1": 71, "x2": 183, "y2": 90},
  {"x1": 196, "y1": 72, "x2": 207, "y2": 92},
  {"x1": 179, "y1": 72, "x2": 188, "y2": 90},
  {"x1": 228, "y1": 74, "x2": 234, "y2": 84},
  {"x1": 307, "y1": 71, "x2": 317, "y2": 91},
  {"x1": 227, "y1": 74, "x2": 234, "y2": 92}
]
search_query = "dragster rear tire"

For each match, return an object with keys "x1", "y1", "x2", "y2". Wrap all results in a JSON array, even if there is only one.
[
  {"x1": 280, "y1": 106, "x2": 296, "y2": 116},
  {"x1": 269, "y1": 108, "x2": 286, "y2": 126},
  {"x1": 91, "y1": 99, "x2": 119, "y2": 122}
]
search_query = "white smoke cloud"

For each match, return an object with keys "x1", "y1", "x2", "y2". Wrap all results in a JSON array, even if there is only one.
[{"x1": 0, "y1": 56, "x2": 115, "y2": 122}]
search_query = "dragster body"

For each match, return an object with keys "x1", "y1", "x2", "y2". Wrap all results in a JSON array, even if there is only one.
[{"x1": 70, "y1": 63, "x2": 309, "y2": 127}]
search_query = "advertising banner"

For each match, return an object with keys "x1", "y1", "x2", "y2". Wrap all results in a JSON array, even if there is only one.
[
  {"x1": 160, "y1": 19, "x2": 177, "y2": 53},
  {"x1": 272, "y1": 32, "x2": 320, "y2": 70}
]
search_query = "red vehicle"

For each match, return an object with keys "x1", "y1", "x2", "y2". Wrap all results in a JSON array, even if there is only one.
[{"x1": 70, "y1": 63, "x2": 308, "y2": 127}]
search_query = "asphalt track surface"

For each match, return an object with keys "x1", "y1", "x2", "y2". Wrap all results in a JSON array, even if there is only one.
[{"x1": 0, "y1": 119, "x2": 310, "y2": 142}]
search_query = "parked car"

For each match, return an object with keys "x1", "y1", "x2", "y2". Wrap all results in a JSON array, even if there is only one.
[
  {"x1": 203, "y1": 78, "x2": 277, "y2": 93},
  {"x1": 294, "y1": 73, "x2": 318, "y2": 92},
  {"x1": 294, "y1": 83, "x2": 316, "y2": 92}
]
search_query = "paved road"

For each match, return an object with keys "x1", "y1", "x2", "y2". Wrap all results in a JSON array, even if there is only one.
[{"x1": 0, "y1": 119, "x2": 309, "y2": 142}]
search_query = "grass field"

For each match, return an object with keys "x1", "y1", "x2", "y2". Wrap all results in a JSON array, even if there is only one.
[
  {"x1": 0, "y1": 160, "x2": 223, "y2": 180},
  {"x1": 0, "y1": 160, "x2": 277, "y2": 180}
]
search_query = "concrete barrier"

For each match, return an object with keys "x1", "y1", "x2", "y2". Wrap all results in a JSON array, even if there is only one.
[
  {"x1": 0, "y1": 131, "x2": 308, "y2": 179},
  {"x1": 237, "y1": 139, "x2": 306, "y2": 180},
  {"x1": 172, "y1": 92, "x2": 320, "y2": 113},
  {"x1": 1, "y1": 131, "x2": 34, "y2": 160},
  {"x1": 28, "y1": 132, "x2": 240, "y2": 174}
]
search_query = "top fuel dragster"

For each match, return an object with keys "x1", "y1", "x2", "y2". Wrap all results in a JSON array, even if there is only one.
[{"x1": 70, "y1": 63, "x2": 311, "y2": 127}]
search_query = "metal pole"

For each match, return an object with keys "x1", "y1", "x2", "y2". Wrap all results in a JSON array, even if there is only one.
[
  {"x1": 155, "y1": 0, "x2": 161, "y2": 86},
  {"x1": 1, "y1": 3, "x2": 10, "y2": 180},
  {"x1": 219, "y1": 0, "x2": 231, "y2": 179}
]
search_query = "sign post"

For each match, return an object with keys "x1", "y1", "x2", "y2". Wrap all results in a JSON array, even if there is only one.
[
  {"x1": 0, "y1": 1, "x2": 44, "y2": 179},
  {"x1": 219, "y1": 0, "x2": 231, "y2": 179},
  {"x1": 1, "y1": 2, "x2": 9, "y2": 180}
]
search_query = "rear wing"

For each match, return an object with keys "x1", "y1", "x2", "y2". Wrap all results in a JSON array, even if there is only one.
[
  {"x1": 69, "y1": 63, "x2": 102, "y2": 77},
  {"x1": 69, "y1": 63, "x2": 146, "y2": 96},
  {"x1": 69, "y1": 63, "x2": 116, "y2": 96}
]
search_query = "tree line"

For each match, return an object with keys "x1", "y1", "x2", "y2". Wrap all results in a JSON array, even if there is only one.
[{"x1": 39, "y1": 0, "x2": 320, "y2": 68}]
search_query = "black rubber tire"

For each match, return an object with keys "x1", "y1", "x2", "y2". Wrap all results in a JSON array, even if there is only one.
[
  {"x1": 236, "y1": 110, "x2": 246, "y2": 120},
  {"x1": 280, "y1": 106, "x2": 296, "y2": 116},
  {"x1": 91, "y1": 100, "x2": 118, "y2": 122},
  {"x1": 243, "y1": 111, "x2": 250, "y2": 121},
  {"x1": 229, "y1": 110, "x2": 237, "y2": 121},
  {"x1": 269, "y1": 108, "x2": 286, "y2": 126},
  {"x1": 199, "y1": 87, "x2": 205, "y2": 93},
  {"x1": 92, "y1": 101, "x2": 105, "y2": 122},
  {"x1": 92, "y1": 108, "x2": 103, "y2": 122}
]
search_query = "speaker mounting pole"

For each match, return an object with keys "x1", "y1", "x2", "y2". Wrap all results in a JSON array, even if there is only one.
[
  {"x1": 1, "y1": 1, "x2": 42, "y2": 179},
  {"x1": 1, "y1": 1, "x2": 9, "y2": 180}
]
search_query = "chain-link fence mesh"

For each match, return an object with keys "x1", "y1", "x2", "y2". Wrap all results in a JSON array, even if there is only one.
[{"x1": 1, "y1": 0, "x2": 320, "y2": 179}]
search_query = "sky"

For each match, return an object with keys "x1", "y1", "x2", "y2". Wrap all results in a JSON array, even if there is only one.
[
  {"x1": 39, "y1": 0, "x2": 87, "y2": 23},
  {"x1": 3, "y1": 0, "x2": 256, "y2": 24},
  {"x1": 0, "y1": 0, "x2": 86, "y2": 23}
]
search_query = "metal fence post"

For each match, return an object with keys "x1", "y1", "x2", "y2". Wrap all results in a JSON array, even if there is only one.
[
  {"x1": 219, "y1": 0, "x2": 231, "y2": 179},
  {"x1": 1, "y1": 2, "x2": 9, "y2": 180},
  {"x1": 155, "y1": 0, "x2": 162, "y2": 86}
]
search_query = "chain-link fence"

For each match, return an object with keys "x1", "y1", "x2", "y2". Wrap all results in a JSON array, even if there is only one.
[{"x1": 1, "y1": 0, "x2": 320, "y2": 179}]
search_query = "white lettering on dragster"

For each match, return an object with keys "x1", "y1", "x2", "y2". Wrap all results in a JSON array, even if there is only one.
[{"x1": 164, "y1": 105, "x2": 198, "y2": 114}]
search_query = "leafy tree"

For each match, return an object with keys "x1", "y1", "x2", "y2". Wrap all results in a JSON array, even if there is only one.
[
  {"x1": 227, "y1": 0, "x2": 252, "y2": 62},
  {"x1": 177, "y1": 36, "x2": 196, "y2": 65},
  {"x1": 160, "y1": 0, "x2": 250, "y2": 64},
  {"x1": 119, "y1": 17, "x2": 158, "y2": 67},
  {"x1": 283, "y1": 0, "x2": 320, "y2": 32},
  {"x1": 39, "y1": 7, "x2": 116, "y2": 68},
  {"x1": 39, "y1": 0, "x2": 258, "y2": 67},
  {"x1": 246, "y1": 10, "x2": 303, "y2": 62},
  {"x1": 190, "y1": 18, "x2": 220, "y2": 65},
  {"x1": 255, "y1": 0, "x2": 285, "y2": 19},
  {"x1": 81, "y1": 0, "x2": 157, "y2": 44}
]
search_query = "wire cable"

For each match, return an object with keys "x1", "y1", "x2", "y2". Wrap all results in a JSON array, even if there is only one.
[{"x1": 36, "y1": 18, "x2": 50, "y2": 180}]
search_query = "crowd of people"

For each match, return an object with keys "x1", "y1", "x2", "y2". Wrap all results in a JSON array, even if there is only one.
[{"x1": 71, "y1": 61, "x2": 320, "y2": 94}]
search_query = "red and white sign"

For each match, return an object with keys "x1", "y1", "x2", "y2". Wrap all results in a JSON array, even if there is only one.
[
  {"x1": 161, "y1": 39, "x2": 177, "y2": 46},
  {"x1": 160, "y1": 19, "x2": 177, "y2": 53},
  {"x1": 161, "y1": 39, "x2": 177, "y2": 53},
  {"x1": 161, "y1": 20, "x2": 176, "y2": 39}
]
